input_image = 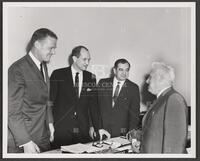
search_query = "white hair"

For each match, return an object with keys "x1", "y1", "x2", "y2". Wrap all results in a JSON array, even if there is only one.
[{"x1": 151, "y1": 62, "x2": 175, "y2": 85}]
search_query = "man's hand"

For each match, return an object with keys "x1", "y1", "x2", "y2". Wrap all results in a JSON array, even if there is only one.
[
  {"x1": 49, "y1": 123, "x2": 55, "y2": 142},
  {"x1": 98, "y1": 129, "x2": 111, "y2": 141},
  {"x1": 23, "y1": 141, "x2": 40, "y2": 153},
  {"x1": 89, "y1": 126, "x2": 96, "y2": 140},
  {"x1": 126, "y1": 129, "x2": 142, "y2": 142},
  {"x1": 131, "y1": 139, "x2": 141, "y2": 153}
]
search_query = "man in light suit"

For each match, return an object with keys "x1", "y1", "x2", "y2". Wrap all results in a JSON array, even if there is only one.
[
  {"x1": 98, "y1": 59, "x2": 140, "y2": 138},
  {"x1": 50, "y1": 46, "x2": 110, "y2": 149},
  {"x1": 8, "y1": 28, "x2": 57, "y2": 153},
  {"x1": 129, "y1": 62, "x2": 188, "y2": 153},
  {"x1": 142, "y1": 62, "x2": 188, "y2": 153}
]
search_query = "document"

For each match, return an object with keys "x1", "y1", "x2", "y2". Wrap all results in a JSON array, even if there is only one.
[
  {"x1": 61, "y1": 137, "x2": 131, "y2": 154},
  {"x1": 107, "y1": 136, "x2": 131, "y2": 146},
  {"x1": 61, "y1": 143, "x2": 101, "y2": 153}
]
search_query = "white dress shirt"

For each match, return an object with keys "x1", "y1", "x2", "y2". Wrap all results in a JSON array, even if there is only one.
[
  {"x1": 71, "y1": 65, "x2": 83, "y2": 97},
  {"x1": 29, "y1": 51, "x2": 46, "y2": 82},
  {"x1": 112, "y1": 77, "x2": 125, "y2": 106}
]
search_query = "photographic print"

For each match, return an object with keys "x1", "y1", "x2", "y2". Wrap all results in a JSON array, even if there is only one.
[{"x1": 2, "y1": 1, "x2": 196, "y2": 159}]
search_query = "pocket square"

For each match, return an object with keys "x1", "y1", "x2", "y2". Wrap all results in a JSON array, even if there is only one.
[{"x1": 86, "y1": 88, "x2": 92, "y2": 92}]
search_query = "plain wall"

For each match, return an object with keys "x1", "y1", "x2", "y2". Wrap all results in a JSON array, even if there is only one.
[{"x1": 5, "y1": 6, "x2": 192, "y2": 106}]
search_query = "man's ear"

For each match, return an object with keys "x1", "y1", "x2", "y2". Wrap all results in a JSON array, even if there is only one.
[
  {"x1": 72, "y1": 56, "x2": 77, "y2": 63},
  {"x1": 34, "y1": 40, "x2": 40, "y2": 49},
  {"x1": 113, "y1": 67, "x2": 116, "y2": 75}
]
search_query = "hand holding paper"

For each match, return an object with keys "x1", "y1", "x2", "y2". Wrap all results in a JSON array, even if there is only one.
[{"x1": 98, "y1": 129, "x2": 111, "y2": 140}]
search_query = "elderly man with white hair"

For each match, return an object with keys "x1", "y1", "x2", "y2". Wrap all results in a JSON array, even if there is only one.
[{"x1": 128, "y1": 62, "x2": 188, "y2": 153}]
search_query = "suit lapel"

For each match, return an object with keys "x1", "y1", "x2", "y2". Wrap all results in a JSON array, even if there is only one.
[
  {"x1": 80, "y1": 71, "x2": 86, "y2": 97},
  {"x1": 25, "y1": 54, "x2": 47, "y2": 87},
  {"x1": 107, "y1": 78, "x2": 114, "y2": 107},
  {"x1": 118, "y1": 79, "x2": 128, "y2": 98}
]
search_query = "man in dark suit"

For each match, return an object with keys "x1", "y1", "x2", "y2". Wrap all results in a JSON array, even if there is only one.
[
  {"x1": 8, "y1": 28, "x2": 57, "y2": 153},
  {"x1": 50, "y1": 46, "x2": 110, "y2": 149},
  {"x1": 128, "y1": 62, "x2": 188, "y2": 153},
  {"x1": 98, "y1": 59, "x2": 140, "y2": 138},
  {"x1": 140, "y1": 62, "x2": 188, "y2": 153}
]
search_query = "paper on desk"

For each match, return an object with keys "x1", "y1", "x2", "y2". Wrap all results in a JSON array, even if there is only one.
[
  {"x1": 61, "y1": 143, "x2": 101, "y2": 153},
  {"x1": 108, "y1": 137, "x2": 131, "y2": 145}
]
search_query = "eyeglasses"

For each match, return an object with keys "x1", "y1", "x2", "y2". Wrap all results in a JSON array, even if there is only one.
[{"x1": 92, "y1": 141, "x2": 103, "y2": 148}]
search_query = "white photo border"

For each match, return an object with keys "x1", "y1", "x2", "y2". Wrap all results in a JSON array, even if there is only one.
[{"x1": 3, "y1": 1, "x2": 196, "y2": 158}]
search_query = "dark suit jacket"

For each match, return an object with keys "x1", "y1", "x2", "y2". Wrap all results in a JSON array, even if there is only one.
[
  {"x1": 50, "y1": 67, "x2": 99, "y2": 146},
  {"x1": 141, "y1": 87, "x2": 188, "y2": 153},
  {"x1": 8, "y1": 54, "x2": 53, "y2": 152},
  {"x1": 98, "y1": 78, "x2": 140, "y2": 137}
]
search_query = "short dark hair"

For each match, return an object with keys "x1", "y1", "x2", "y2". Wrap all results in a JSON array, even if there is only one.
[
  {"x1": 71, "y1": 45, "x2": 89, "y2": 58},
  {"x1": 26, "y1": 28, "x2": 58, "y2": 53},
  {"x1": 114, "y1": 59, "x2": 131, "y2": 69}
]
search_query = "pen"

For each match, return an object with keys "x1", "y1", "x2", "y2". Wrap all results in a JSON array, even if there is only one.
[{"x1": 120, "y1": 136, "x2": 127, "y2": 139}]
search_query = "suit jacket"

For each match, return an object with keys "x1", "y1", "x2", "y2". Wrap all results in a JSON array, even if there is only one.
[
  {"x1": 8, "y1": 54, "x2": 53, "y2": 152},
  {"x1": 141, "y1": 87, "x2": 188, "y2": 153},
  {"x1": 50, "y1": 67, "x2": 99, "y2": 143},
  {"x1": 98, "y1": 78, "x2": 140, "y2": 137}
]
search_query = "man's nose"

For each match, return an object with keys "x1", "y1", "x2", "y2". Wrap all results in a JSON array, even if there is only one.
[
  {"x1": 85, "y1": 60, "x2": 89, "y2": 65},
  {"x1": 122, "y1": 70, "x2": 126, "y2": 75},
  {"x1": 51, "y1": 49, "x2": 56, "y2": 55}
]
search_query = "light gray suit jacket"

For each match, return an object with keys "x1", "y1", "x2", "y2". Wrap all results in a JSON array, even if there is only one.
[
  {"x1": 8, "y1": 54, "x2": 53, "y2": 152},
  {"x1": 141, "y1": 87, "x2": 188, "y2": 153}
]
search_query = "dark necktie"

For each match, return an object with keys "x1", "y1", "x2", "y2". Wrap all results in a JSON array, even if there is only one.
[
  {"x1": 113, "y1": 82, "x2": 120, "y2": 104},
  {"x1": 75, "y1": 72, "x2": 79, "y2": 97},
  {"x1": 40, "y1": 62, "x2": 44, "y2": 80}
]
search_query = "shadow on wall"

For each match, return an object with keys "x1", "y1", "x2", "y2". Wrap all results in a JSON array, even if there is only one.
[{"x1": 140, "y1": 74, "x2": 156, "y2": 109}]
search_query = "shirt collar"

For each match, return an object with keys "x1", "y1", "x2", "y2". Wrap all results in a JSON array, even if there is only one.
[
  {"x1": 71, "y1": 65, "x2": 83, "y2": 75},
  {"x1": 113, "y1": 77, "x2": 125, "y2": 86},
  {"x1": 28, "y1": 51, "x2": 41, "y2": 69},
  {"x1": 157, "y1": 86, "x2": 171, "y2": 98}
]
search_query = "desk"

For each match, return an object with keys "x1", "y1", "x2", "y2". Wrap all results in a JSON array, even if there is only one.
[
  {"x1": 43, "y1": 137, "x2": 132, "y2": 154},
  {"x1": 43, "y1": 129, "x2": 191, "y2": 154}
]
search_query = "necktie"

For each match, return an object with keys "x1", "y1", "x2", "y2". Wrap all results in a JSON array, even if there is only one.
[
  {"x1": 40, "y1": 62, "x2": 44, "y2": 80},
  {"x1": 75, "y1": 72, "x2": 79, "y2": 97},
  {"x1": 113, "y1": 82, "x2": 120, "y2": 104}
]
